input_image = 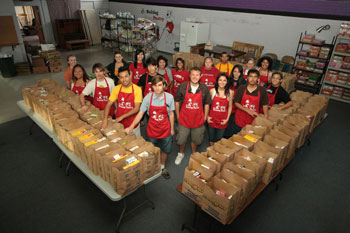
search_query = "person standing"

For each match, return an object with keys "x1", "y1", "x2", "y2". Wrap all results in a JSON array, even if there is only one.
[
  {"x1": 243, "y1": 58, "x2": 255, "y2": 79},
  {"x1": 125, "y1": 75, "x2": 175, "y2": 179},
  {"x1": 106, "y1": 50, "x2": 128, "y2": 85},
  {"x1": 215, "y1": 52, "x2": 233, "y2": 76},
  {"x1": 172, "y1": 58, "x2": 189, "y2": 96},
  {"x1": 207, "y1": 73, "x2": 233, "y2": 145},
  {"x1": 200, "y1": 57, "x2": 220, "y2": 90},
  {"x1": 64, "y1": 55, "x2": 77, "y2": 89},
  {"x1": 174, "y1": 67, "x2": 211, "y2": 165},
  {"x1": 102, "y1": 66, "x2": 143, "y2": 136},
  {"x1": 257, "y1": 56, "x2": 273, "y2": 87},
  {"x1": 234, "y1": 69, "x2": 269, "y2": 130},
  {"x1": 264, "y1": 72, "x2": 293, "y2": 109},
  {"x1": 138, "y1": 57, "x2": 158, "y2": 97},
  {"x1": 156, "y1": 55, "x2": 173, "y2": 93},
  {"x1": 129, "y1": 49, "x2": 147, "y2": 84},
  {"x1": 80, "y1": 63, "x2": 115, "y2": 116}
]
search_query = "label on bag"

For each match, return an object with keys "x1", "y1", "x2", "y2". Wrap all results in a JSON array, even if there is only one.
[
  {"x1": 84, "y1": 139, "x2": 99, "y2": 147},
  {"x1": 111, "y1": 137, "x2": 122, "y2": 143},
  {"x1": 268, "y1": 158, "x2": 274, "y2": 163},
  {"x1": 234, "y1": 141, "x2": 249, "y2": 148},
  {"x1": 96, "y1": 144, "x2": 110, "y2": 151},
  {"x1": 113, "y1": 154, "x2": 121, "y2": 160},
  {"x1": 243, "y1": 156, "x2": 251, "y2": 161},
  {"x1": 79, "y1": 132, "x2": 94, "y2": 141},
  {"x1": 123, "y1": 160, "x2": 140, "y2": 170},
  {"x1": 244, "y1": 135, "x2": 258, "y2": 142},
  {"x1": 130, "y1": 146, "x2": 139, "y2": 152},
  {"x1": 72, "y1": 129, "x2": 87, "y2": 136},
  {"x1": 138, "y1": 151, "x2": 149, "y2": 157},
  {"x1": 97, "y1": 137, "x2": 106, "y2": 142},
  {"x1": 106, "y1": 130, "x2": 116, "y2": 136}
]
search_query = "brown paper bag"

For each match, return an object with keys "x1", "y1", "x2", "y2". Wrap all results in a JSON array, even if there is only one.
[
  {"x1": 252, "y1": 116, "x2": 274, "y2": 133},
  {"x1": 190, "y1": 152, "x2": 217, "y2": 174},
  {"x1": 252, "y1": 145, "x2": 279, "y2": 184},
  {"x1": 103, "y1": 147, "x2": 128, "y2": 182},
  {"x1": 230, "y1": 163, "x2": 256, "y2": 196},
  {"x1": 134, "y1": 142, "x2": 161, "y2": 181},
  {"x1": 207, "y1": 146, "x2": 229, "y2": 173},
  {"x1": 269, "y1": 129, "x2": 293, "y2": 159},
  {"x1": 229, "y1": 134, "x2": 255, "y2": 151},
  {"x1": 264, "y1": 135, "x2": 289, "y2": 170},
  {"x1": 201, "y1": 176, "x2": 240, "y2": 224},
  {"x1": 94, "y1": 143, "x2": 125, "y2": 177},
  {"x1": 242, "y1": 124, "x2": 267, "y2": 138},
  {"x1": 217, "y1": 138, "x2": 244, "y2": 155},
  {"x1": 213, "y1": 142, "x2": 236, "y2": 160},
  {"x1": 235, "y1": 149, "x2": 267, "y2": 184},
  {"x1": 273, "y1": 125, "x2": 299, "y2": 160},
  {"x1": 123, "y1": 136, "x2": 147, "y2": 151},
  {"x1": 254, "y1": 140, "x2": 282, "y2": 173}
]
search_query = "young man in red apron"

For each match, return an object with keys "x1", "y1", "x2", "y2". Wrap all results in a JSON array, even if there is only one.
[
  {"x1": 125, "y1": 75, "x2": 175, "y2": 179},
  {"x1": 174, "y1": 67, "x2": 211, "y2": 165},
  {"x1": 234, "y1": 69, "x2": 269, "y2": 129},
  {"x1": 200, "y1": 57, "x2": 220, "y2": 90},
  {"x1": 80, "y1": 63, "x2": 115, "y2": 116},
  {"x1": 102, "y1": 66, "x2": 143, "y2": 136},
  {"x1": 138, "y1": 57, "x2": 158, "y2": 97},
  {"x1": 265, "y1": 72, "x2": 292, "y2": 109},
  {"x1": 215, "y1": 52, "x2": 233, "y2": 76}
]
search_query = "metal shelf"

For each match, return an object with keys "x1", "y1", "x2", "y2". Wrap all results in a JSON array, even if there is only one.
[
  {"x1": 297, "y1": 54, "x2": 328, "y2": 60},
  {"x1": 320, "y1": 94, "x2": 350, "y2": 104},
  {"x1": 324, "y1": 80, "x2": 350, "y2": 89},
  {"x1": 328, "y1": 66, "x2": 350, "y2": 73},
  {"x1": 333, "y1": 51, "x2": 350, "y2": 57}
]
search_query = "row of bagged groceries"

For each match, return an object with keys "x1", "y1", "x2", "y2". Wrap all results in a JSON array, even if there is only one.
[
  {"x1": 181, "y1": 90, "x2": 329, "y2": 224},
  {"x1": 22, "y1": 78, "x2": 160, "y2": 196}
]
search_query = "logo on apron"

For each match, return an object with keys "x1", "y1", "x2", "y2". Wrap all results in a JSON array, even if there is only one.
[
  {"x1": 186, "y1": 98, "x2": 199, "y2": 109},
  {"x1": 213, "y1": 101, "x2": 226, "y2": 112}
]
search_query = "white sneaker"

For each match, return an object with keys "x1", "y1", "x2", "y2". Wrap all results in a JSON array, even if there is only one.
[{"x1": 175, "y1": 153, "x2": 184, "y2": 165}]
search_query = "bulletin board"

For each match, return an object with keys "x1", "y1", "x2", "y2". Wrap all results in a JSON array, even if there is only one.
[{"x1": 0, "y1": 16, "x2": 19, "y2": 47}]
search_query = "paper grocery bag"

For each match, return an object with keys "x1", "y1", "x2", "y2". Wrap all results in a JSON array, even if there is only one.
[
  {"x1": 117, "y1": 134, "x2": 137, "y2": 147},
  {"x1": 81, "y1": 136, "x2": 107, "y2": 166},
  {"x1": 123, "y1": 136, "x2": 147, "y2": 151},
  {"x1": 182, "y1": 159, "x2": 214, "y2": 204},
  {"x1": 274, "y1": 125, "x2": 298, "y2": 160},
  {"x1": 190, "y1": 152, "x2": 217, "y2": 174},
  {"x1": 264, "y1": 135, "x2": 289, "y2": 170},
  {"x1": 254, "y1": 140, "x2": 282, "y2": 172},
  {"x1": 282, "y1": 121, "x2": 303, "y2": 148},
  {"x1": 217, "y1": 138, "x2": 243, "y2": 155},
  {"x1": 94, "y1": 143, "x2": 125, "y2": 177},
  {"x1": 269, "y1": 129, "x2": 293, "y2": 159},
  {"x1": 252, "y1": 116, "x2": 274, "y2": 133},
  {"x1": 201, "y1": 176, "x2": 240, "y2": 224},
  {"x1": 103, "y1": 147, "x2": 128, "y2": 182},
  {"x1": 213, "y1": 142, "x2": 236, "y2": 160},
  {"x1": 107, "y1": 131, "x2": 126, "y2": 143},
  {"x1": 229, "y1": 134, "x2": 255, "y2": 151},
  {"x1": 235, "y1": 149, "x2": 267, "y2": 184},
  {"x1": 252, "y1": 145, "x2": 279, "y2": 185},
  {"x1": 68, "y1": 125, "x2": 93, "y2": 155},
  {"x1": 230, "y1": 163, "x2": 256, "y2": 197},
  {"x1": 217, "y1": 169, "x2": 246, "y2": 208},
  {"x1": 111, "y1": 154, "x2": 142, "y2": 196},
  {"x1": 85, "y1": 138, "x2": 110, "y2": 174},
  {"x1": 239, "y1": 129, "x2": 262, "y2": 142},
  {"x1": 134, "y1": 142, "x2": 161, "y2": 181},
  {"x1": 286, "y1": 114, "x2": 310, "y2": 147},
  {"x1": 242, "y1": 124, "x2": 267, "y2": 138},
  {"x1": 207, "y1": 146, "x2": 229, "y2": 173}
]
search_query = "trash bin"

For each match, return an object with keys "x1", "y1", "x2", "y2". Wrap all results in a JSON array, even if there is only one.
[{"x1": 0, "y1": 54, "x2": 16, "y2": 78}]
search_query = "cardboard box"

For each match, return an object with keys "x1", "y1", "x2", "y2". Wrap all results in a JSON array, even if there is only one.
[
  {"x1": 32, "y1": 66, "x2": 49, "y2": 74},
  {"x1": 49, "y1": 65, "x2": 62, "y2": 73},
  {"x1": 31, "y1": 56, "x2": 46, "y2": 67},
  {"x1": 49, "y1": 59, "x2": 62, "y2": 67}
]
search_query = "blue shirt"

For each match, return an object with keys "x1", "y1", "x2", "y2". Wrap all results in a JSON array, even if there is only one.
[{"x1": 140, "y1": 92, "x2": 175, "y2": 115}]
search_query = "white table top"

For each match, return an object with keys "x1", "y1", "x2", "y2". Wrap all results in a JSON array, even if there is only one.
[{"x1": 17, "y1": 100, "x2": 161, "y2": 201}]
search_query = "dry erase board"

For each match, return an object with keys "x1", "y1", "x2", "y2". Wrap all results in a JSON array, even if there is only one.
[{"x1": 0, "y1": 16, "x2": 19, "y2": 47}]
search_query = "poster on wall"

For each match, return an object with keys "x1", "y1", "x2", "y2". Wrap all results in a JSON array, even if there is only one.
[{"x1": 140, "y1": 7, "x2": 178, "y2": 53}]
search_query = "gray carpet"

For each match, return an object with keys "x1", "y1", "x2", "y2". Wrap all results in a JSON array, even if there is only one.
[{"x1": 0, "y1": 99, "x2": 349, "y2": 233}]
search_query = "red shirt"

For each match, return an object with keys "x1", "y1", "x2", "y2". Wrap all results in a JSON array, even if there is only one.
[
  {"x1": 200, "y1": 66, "x2": 220, "y2": 90},
  {"x1": 129, "y1": 62, "x2": 147, "y2": 84}
]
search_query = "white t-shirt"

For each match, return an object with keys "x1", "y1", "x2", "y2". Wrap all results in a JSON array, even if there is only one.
[
  {"x1": 82, "y1": 77, "x2": 115, "y2": 97},
  {"x1": 190, "y1": 84, "x2": 199, "y2": 94}
]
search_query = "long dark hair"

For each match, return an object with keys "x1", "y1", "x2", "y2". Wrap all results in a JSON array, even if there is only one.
[
  {"x1": 257, "y1": 56, "x2": 273, "y2": 71},
  {"x1": 214, "y1": 72, "x2": 230, "y2": 96},
  {"x1": 72, "y1": 64, "x2": 88, "y2": 83},
  {"x1": 113, "y1": 50, "x2": 127, "y2": 65},
  {"x1": 229, "y1": 64, "x2": 245, "y2": 88},
  {"x1": 175, "y1": 58, "x2": 185, "y2": 71},
  {"x1": 134, "y1": 49, "x2": 146, "y2": 69},
  {"x1": 157, "y1": 55, "x2": 168, "y2": 68}
]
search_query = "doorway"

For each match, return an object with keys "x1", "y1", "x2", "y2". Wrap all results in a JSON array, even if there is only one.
[{"x1": 15, "y1": 6, "x2": 45, "y2": 47}]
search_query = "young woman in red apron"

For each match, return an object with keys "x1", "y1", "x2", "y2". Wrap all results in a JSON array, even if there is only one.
[
  {"x1": 172, "y1": 58, "x2": 189, "y2": 96},
  {"x1": 157, "y1": 56, "x2": 172, "y2": 93},
  {"x1": 115, "y1": 85, "x2": 138, "y2": 128},
  {"x1": 200, "y1": 57, "x2": 219, "y2": 90},
  {"x1": 71, "y1": 64, "x2": 93, "y2": 103},
  {"x1": 129, "y1": 49, "x2": 147, "y2": 84},
  {"x1": 93, "y1": 78, "x2": 115, "y2": 117},
  {"x1": 257, "y1": 56, "x2": 273, "y2": 87},
  {"x1": 207, "y1": 73, "x2": 232, "y2": 144}
]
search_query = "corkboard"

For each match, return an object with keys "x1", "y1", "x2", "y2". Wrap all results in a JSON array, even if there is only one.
[{"x1": 0, "y1": 16, "x2": 19, "y2": 47}]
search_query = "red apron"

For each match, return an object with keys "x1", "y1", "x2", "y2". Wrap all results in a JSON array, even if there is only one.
[
  {"x1": 219, "y1": 63, "x2": 230, "y2": 76},
  {"x1": 131, "y1": 63, "x2": 147, "y2": 84},
  {"x1": 258, "y1": 68, "x2": 269, "y2": 87},
  {"x1": 93, "y1": 78, "x2": 115, "y2": 117},
  {"x1": 172, "y1": 69, "x2": 189, "y2": 96},
  {"x1": 157, "y1": 70, "x2": 171, "y2": 94},
  {"x1": 116, "y1": 85, "x2": 139, "y2": 128},
  {"x1": 72, "y1": 81, "x2": 93, "y2": 103},
  {"x1": 243, "y1": 69, "x2": 248, "y2": 80},
  {"x1": 179, "y1": 83, "x2": 204, "y2": 128},
  {"x1": 143, "y1": 74, "x2": 153, "y2": 97},
  {"x1": 200, "y1": 67, "x2": 218, "y2": 90},
  {"x1": 230, "y1": 87, "x2": 237, "y2": 114},
  {"x1": 147, "y1": 92, "x2": 171, "y2": 139},
  {"x1": 208, "y1": 93, "x2": 229, "y2": 129},
  {"x1": 235, "y1": 88, "x2": 260, "y2": 128},
  {"x1": 266, "y1": 84, "x2": 279, "y2": 107}
]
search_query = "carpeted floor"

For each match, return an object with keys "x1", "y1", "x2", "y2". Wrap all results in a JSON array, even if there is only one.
[{"x1": 0, "y1": 99, "x2": 349, "y2": 233}]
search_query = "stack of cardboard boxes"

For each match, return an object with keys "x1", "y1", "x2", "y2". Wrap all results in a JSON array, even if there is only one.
[
  {"x1": 15, "y1": 62, "x2": 31, "y2": 75},
  {"x1": 181, "y1": 90, "x2": 329, "y2": 224},
  {"x1": 31, "y1": 56, "x2": 49, "y2": 74},
  {"x1": 22, "y1": 78, "x2": 161, "y2": 196},
  {"x1": 40, "y1": 50, "x2": 63, "y2": 73}
]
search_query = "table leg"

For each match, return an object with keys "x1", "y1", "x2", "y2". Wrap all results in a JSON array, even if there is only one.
[
  {"x1": 59, "y1": 152, "x2": 64, "y2": 168},
  {"x1": 181, "y1": 203, "x2": 200, "y2": 233},
  {"x1": 116, "y1": 199, "x2": 127, "y2": 233},
  {"x1": 29, "y1": 121, "x2": 35, "y2": 135},
  {"x1": 65, "y1": 160, "x2": 72, "y2": 176}
]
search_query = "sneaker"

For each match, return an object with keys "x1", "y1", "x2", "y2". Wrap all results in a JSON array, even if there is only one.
[
  {"x1": 175, "y1": 153, "x2": 184, "y2": 165},
  {"x1": 162, "y1": 168, "x2": 170, "y2": 179}
]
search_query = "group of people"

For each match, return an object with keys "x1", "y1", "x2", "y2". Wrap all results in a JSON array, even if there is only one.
[{"x1": 63, "y1": 50, "x2": 292, "y2": 179}]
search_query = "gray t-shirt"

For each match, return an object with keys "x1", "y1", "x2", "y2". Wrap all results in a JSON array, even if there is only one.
[
  {"x1": 140, "y1": 92, "x2": 175, "y2": 115},
  {"x1": 156, "y1": 67, "x2": 173, "y2": 82}
]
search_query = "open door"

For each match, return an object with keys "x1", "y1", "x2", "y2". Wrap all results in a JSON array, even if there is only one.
[{"x1": 32, "y1": 6, "x2": 45, "y2": 44}]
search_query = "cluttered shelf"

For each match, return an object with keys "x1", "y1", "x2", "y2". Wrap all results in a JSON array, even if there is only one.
[
  {"x1": 328, "y1": 67, "x2": 350, "y2": 73},
  {"x1": 294, "y1": 67, "x2": 324, "y2": 74},
  {"x1": 324, "y1": 80, "x2": 350, "y2": 89},
  {"x1": 320, "y1": 94, "x2": 350, "y2": 104},
  {"x1": 296, "y1": 54, "x2": 327, "y2": 61}
]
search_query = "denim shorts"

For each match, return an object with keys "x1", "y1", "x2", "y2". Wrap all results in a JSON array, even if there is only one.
[{"x1": 147, "y1": 134, "x2": 172, "y2": 153}]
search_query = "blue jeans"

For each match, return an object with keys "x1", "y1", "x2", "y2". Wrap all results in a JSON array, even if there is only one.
[{"x1": 208, "y1": 125, "x2": 226, "y2": 143}]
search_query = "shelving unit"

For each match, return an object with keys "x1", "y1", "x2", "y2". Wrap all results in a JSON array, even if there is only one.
[
  {"x1": 320, "y1": 35, "x2": 350, "y2": 103},
  {"x1": 131, "y1": 19, "x2": 158, "y2": 58},
  {"x1": 292, "y1": 32, "x2": 335, "y2": 94}
]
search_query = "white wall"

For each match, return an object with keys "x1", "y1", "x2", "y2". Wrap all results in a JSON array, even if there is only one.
[
  {"x1": 81, "y1": 0, "x2": 109, "y2": 11},
  {"x1": 0, "y1": 0, "x2": 27, "y2": 62},
  {"x1": 109, "y1": 2, "x2": 350, "y2": 58}
]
